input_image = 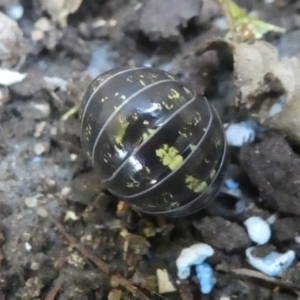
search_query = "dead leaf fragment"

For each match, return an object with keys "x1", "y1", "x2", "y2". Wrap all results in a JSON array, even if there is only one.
[
  {"x1": 234, "y1": 41, "x2": 279, "y2": 106},
  {"x1": 196, "y1": 37, "x2": 300, "y2": 144},
  {"x1": 233, "y1": 40, "x2": 300, "y2": 143},
  {"x1": 0, "y1": 11, "x2": 25, "y2": 68},
  {"x1": 40, "y1": 0, "x2": 83, "y2": 27},
  {"x1": 156, "y1": 269, "x2": 176, "y2": 294},
  {"x1": 108, "y1": 289, "x2": 122, "y2": 300}
]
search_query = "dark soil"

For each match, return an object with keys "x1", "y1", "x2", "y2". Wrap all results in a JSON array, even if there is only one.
[{"x1": 1, "y1": 0, "x2": 300, "y2": 299}]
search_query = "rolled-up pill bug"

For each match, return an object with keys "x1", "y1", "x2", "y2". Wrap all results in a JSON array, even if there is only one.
[{"x1": 80, "y1": 67, "x2": 228, "y2": 217}]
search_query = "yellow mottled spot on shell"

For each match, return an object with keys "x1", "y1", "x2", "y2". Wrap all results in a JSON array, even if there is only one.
[
  {"x1": 127, "y1": 77, "x2": 133, "y2": 82},
  {"x1": 86, "y1": 151, "x2": 92, "y2": 160},
  {"x1": 85, "y1": 123, "x2": 92, "y2": 137},
  {"x1": 214, "y1": 136, "x2": 221, "y2": 147},
  {"x1": 189, "y1": 144, "x2": 196, "y2": 151},
  {"x1": 146, "y1": 167, "x2": 151, "y2": 173},
  {"x1": 179, "y1": 130, "x2": 187, "y2": 138},
  {"x1": 142, "y1": 128, "x2": 156, "y2": 143},
  {"x1": 168, "y1": 88, "x2": 180, "y2": 100},
  {"x1": 115, "y1": 118, "x2": 129, "y2": 145},
  {"x1": 143, "y1": 120, "x2": 149, "y2": 125},
  {"x1": 156, "y1": 144, "x2": 183, "y2": 171},
  {"x1": 194, "y1": 112, "x2": 201, "y2": 126},
  {"x1": 121, "y1": 95, "x2": 126, "y2": 100},
  {"x1": 162, "y1": 101, "x2": 174, "y2": 110},
  {"x1": 204, "y1": 158, "x2": 210, "y2": 163},
  {"x1": 149, "y1": 73, "x2": 158, "y2": 79},
  {"x1": 103, "y1": 152, "x2": 111, "y2": 161},
  {"x1": 133, "y1": 113, "x2": 138, "y2": 121},
  {"x1": 186, "y1": 176, "x2": 207, "y2": 193},
  {"x1": 210, "y1": 169, "x2": 216, "y2": 180},
  {"x1": 170, "y1": 202, "x2": 179, "y2": 208},
  {"x1": 140, "y1": 80, "x2": 146, "y2": 86},
  {"x1": 127, "y1": 176, "x2": 140, "y2": 188},
  {"x1": 162, "y1": 192, "x2": 173, "y2": 203}
]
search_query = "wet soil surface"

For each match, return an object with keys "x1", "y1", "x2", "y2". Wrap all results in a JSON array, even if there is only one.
[{"x1": 1, "y1": 0, "x2": 300, "y2": 299}]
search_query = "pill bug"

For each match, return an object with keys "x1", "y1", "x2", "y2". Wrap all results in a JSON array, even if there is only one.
[{"x1": 80, "y1": 67, "x2": 228, "y2": 217}]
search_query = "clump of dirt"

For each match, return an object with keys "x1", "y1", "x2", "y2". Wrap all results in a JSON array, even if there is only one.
[{"x1": 240, "y1": 134, "x2": 300, "y2": 216}]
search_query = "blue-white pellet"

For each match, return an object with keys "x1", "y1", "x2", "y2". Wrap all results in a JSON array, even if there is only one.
[
  {"x1": 244, "y1": 216, "x2": 271, "y2": 245},
  {"x1": 32, "y1": 156, "x2": 42, "y2": 163},
  {"x1": 246, "y1": 247, "x2": 296, "y2": 277},
  {"x1": 225, "y1": 179, "x2": 239, "y2": 190},
  {"x1": 224, "y1": 120, "x2": 257, "y2": 147},
  {"x1": 195, "y1": 262, "x2": 215, "y2": 294},
  {"x1": 5, "y1": 4, "x2": 24, "y2": 20},
  {"x1": 176, "y1": 243, "x2": 214, "y2": 279}
]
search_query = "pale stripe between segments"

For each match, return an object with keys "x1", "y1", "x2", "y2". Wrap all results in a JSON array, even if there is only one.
[
  {"x1": 80, "y1": 66, "x2": 147, "y2": 132},
  {"x1": 102, "y1": 92, "x2": 198, "y2": 183},
  {"x1": 92, "y1": 79, "x2": 178, "y2": 163}
]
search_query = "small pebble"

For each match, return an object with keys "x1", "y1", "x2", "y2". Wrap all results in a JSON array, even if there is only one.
[
  {"x1": 25, "y1": 242, "x2": 32, "y2": 252},
  {"x1": 31, "y1": 29, "x2": 44, "y2": 42},
  {"x1": 22, "y1": 101, "x2": 51, "y2": 120},
  {"x1": 43, "y1": 76, "x2": 68, "y2": 92},
  {"x1": 92, "y1": 18, "x2": 107, "y2": 27},
  {"x1": 176, "y1": 243, "x2": 214, "y2": 279},
  {"x1": 34, "y1": 143, "x2": 46, "y2": 155},
  {"x1": 265, "y1": 213, "x2": 278, "y2": 225},
  {"x1": 25, "y1": 196, "x2": 38, "y2": 208},
  {"x1": 108, "y1": 289, "x2": 122, "y2": 300},
  {"x1": 61, "y1": 186, "x2": 71, "y2": 197},
  {"x1": 268, "y1": 100, "x2": 284, "y2": 117},
  {"x1": 36, "y1": 207, "x2": 48, "y2": 218},
  {"x1": 244, "y1": 216, "x2": 271, "y2": 245},
  {"x1": 195, "y1": 262, "x2": 215, "y2": 294},
  {"x1": 246, "y1": 247, "x2": 296, "y2": 276},
  {"x1": 224, "y1": 121, "x2": 257, "y2": 147},
  {"x1": 34, "y1": 121, "x2": 47, "y2": 138},
  {"x1": 70, "y1": 153, "x2": 78, "y2": 161},
  {"x1": 0, "y1": 69, "x2": 27, "y2": 86},
  {"x1": 0, "y1": 12, "x2": 24, "y2": 67},
  {"x1": 64, "y1": 211, "x2": 78, "y2": 221},
  {"x1": 34, "y1": 17, "x2": 51, "y2": 32},
  {"x1": 30, "y1": 262, "x2": 40, "y2": 271}
]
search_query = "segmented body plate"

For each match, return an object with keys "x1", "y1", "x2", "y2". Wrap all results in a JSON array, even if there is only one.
[{"x1": 80, "y1": 67, "x2": 227, "y2": 215}]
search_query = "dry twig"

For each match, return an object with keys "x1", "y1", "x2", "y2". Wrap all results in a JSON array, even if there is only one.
[
  {"x1": 219, "y1": 267, "x2": 300, "y2": 297},
  {"x1": 46, "y1": 210, "x2": 150, "y2": 300}
]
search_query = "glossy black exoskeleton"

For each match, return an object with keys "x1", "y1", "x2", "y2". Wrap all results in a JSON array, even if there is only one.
[{"x1": 80, "y1": 67, "x2": 228, "y2": 217}]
